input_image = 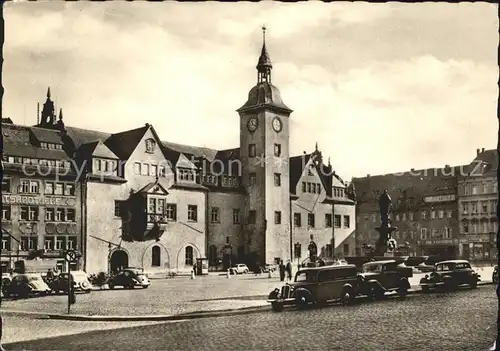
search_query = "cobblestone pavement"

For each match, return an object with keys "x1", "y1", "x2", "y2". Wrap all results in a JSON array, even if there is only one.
[
  {"x1": 4, "y1": 285, "x2": 497, "y2": 351},
  {"x1": 1, "y1": 274, "x2": 279, "y2": 316},
  {"x1": 1, "y1": 268, "x2": 493, "y2": 317}
]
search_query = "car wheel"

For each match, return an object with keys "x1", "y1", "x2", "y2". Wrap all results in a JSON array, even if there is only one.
[
  {"x1": 443, "y1": 278, "x2": 455, "y2": 292},
  {"x1": 142, "y1": 285, "x2": 148, "y2": 289},
  {"x1": 470, "y1": 281, "x2": 477, "y2": 289},
  {"x1": 421, "y1": 286, "x2": 430, "y2": 293},
  {"x1": 271, "y1": 301, "x2": 284, "y2": 312},
  {"x1": 85, "y1": 289, "x2": 92, "y2": 294},
  {"x1": 397, "y1": 287, "x2": 408, "y2": 298},
  {"x1": 244, "y1": 270, "x2": 248, "y2": 274},
  {"x1": 370, "y1": 287, "x2": 385, "y2": 300},
  {"x1": 108, "y1": 284, "x2": 114, "y2": 290},
  {"x1": 341, "y1": 288, "x2": 354, "y2": 306},
  {"x1": 295, "y1": 291, "x2": 311, "y2": 309}
]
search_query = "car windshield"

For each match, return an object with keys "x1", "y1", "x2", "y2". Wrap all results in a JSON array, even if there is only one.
[
  {"x1": 295, "y1": 271, "x2": 317, "y2": 282},
  {"x1": 436, "y1": 264, "x2": 454, "y2": 271},
  {"x1": 27, "y1": 276, "x2": 42, "y2": 282},
  {"x1": 454, "y1": 263, "x2": 471, "y2": 270},
  {"x1": 362, "y1": 264, "x2": 382, "y2": 273}
]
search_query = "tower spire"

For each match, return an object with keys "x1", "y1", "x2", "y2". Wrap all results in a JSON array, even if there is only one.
[
  {"x1": 47, "y1": 87, "x2": 51, "y2": 99},
  {"x1": 256, "y1": 25, "x2": 272, "y2": 84}
]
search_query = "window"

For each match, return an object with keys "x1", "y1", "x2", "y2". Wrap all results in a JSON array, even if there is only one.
[
  {"x1": 395, "y1": 214, "x2": 400, "y2": 221},
  {"x1": 148, "y1": 198, "x2": 166, "y2": 222},
  {"x1": 472, "y1": 185, "x2": 477, "y2": 195},
  {"x1": 2, "y1": 206, "x2": 11, "y2": 221},
  {"x1": 307, "y1": 183, "x2": 312, "y2": 193},
  {"x1": 274, "y1": 173, "x2": 281, "y2": 187},
  {"x1": 493, "y1": 183, "x2": 497, "y2": 193},
  {"x1": 44, "y1": 236, "x2": 55, "y2": 250},
  {"x1": 20, "y1": 237, "x2": 37, "y2": 251},
  {"x1": 343, "y1": 215, "x2": 350, "y2": 228},
  {"x1": 325, "y1": 214, "x2": 332, "y2": 227},
  {"x1": 208, "y1": 245, "x2": 217, "y2": 266},
  {"x1": 188, "y1": 205, "x2": 198, "y2": 222},
  {"x1": 45, "y1": 208, "x2": 54, "y2": 221},
  {"x1": 334, "y1": 215, "x2": 341, "y2": 228},
  {"x1": 1, "y1": 178, "x2": 11, "y2": 193},
  {"x1": 482, "y1": 202, "x2": 488, "y2": 213},
  {"x1": 145, "y1": 138, "x2": 156, "y2": 153},
  {"x1": 492, "y1": 221, "x2": 497, "y2": 232},
  {"x1": 248, "y1": 144, "x2": 256, "y2": 157},
  {"x1": 483, "y1": 183, "x2": 488, "y2": 194},
  {"x1": 114, "y1": 201, "x2": 123, "y2": 217},
  {"x1": 462, "y1": 220, "x2": 469, "y2": 233},
  {"x1": 134, "y1": 162, "x2": 141, "y2": 175},
  {"x1": 64, "y1": 184, "x2": 75, "y2": 196},
  {"x1": 274, "y1": 143, "x2": 281, "y2": 157},
  {"x1": 343, "y1": 244, "x2": 349, "y2": 256},
  {"x1": 492, "y1": 201, "x2": 498, "y2": 213},
  {"x1": 446, "y1": 210, "x2": 452, "y2": 219},
  {"x1": 302, "y1": 182, "x2": 306, "y2": 193},
  {"x1": 19, "y1": 180, "x2": 30, "y2": 193},
  {"x1": 67, "y1": 236, "x2": 77, "y2": 250},
  {"x1": 462, "y1": 203, "x2": 468, "y2": 214},
  {"x1": 421, "y1": 211, "x2": 427, "y2": 220},
  {"x1": 249, "y1": 173, "x2": 256, "y2": 186},
  {"x1": 438, "y1": 210, "x2": 444, "y2": 219},
  {"x1": 142, "y1": 164, "x2": 150, "y2": 176},
  {"x1": 430, "y1": 211, "x2": 436, "y2": 219},
  {"x1": 248, "y1": 210, "x2": 256, "y2": 225},
  {"x1": 471, "y1": 202, "x2": 478, "y2": 213},
  {"x1": 464, "y1": 184, "x2": 469, "y2": 195},
  {"x1": 1, "y1": 236, "x2": 11, "y2": 251},
  {"x1": 185, "y1": 246, "x2": 194, "y2": 265},
  {"x1": 274, "y1": 211, "x2": 282, "y2": 224},
  {"x1": 158, "y1": 165, "x2": 166, "y2": 177},
  {"x1": 402, "y1": 213, "x2": 406, "y2": 221},
  {"x1": 307, "y1": 213, "x2": 315, "y2": 228},
  {"x1": 409, "y1": 212, "x2": 414, "y2": 221},
  {"x1": 152, "y1": 246, "x2": 161, "y2": 267},
  {"x1": 20, "y1": 207, "x2": 38, "y2": 221},
  {"x1": 29, "y1": 181, "x2": 39, "y2": 193},
  {"x1": 483, "y1": 221, "x2": 489, "y2": 233},
  {"x1": 420, "y1": 228, "x2": 427, "y2": 240},
  {"x1": 233, "y1": 209, "x2": 240, "y2": 224},
  {"x1": 55, "y1": 236, "x2": 66, "y2": 250},
  {"x1": 66, "y1": 209, "x2": 76, "y2": 222},
  {"x1": 54, "y1": 183, "x2": 63, "y2": 195},
  {"x1": 44, "y1": 182, "x2": 54, "y2": 195},
  {"x1": 211, "y1": 207, "x2": 220, "y2": 223},
  {"x1": 151, "y1": 164, "x2": 158, "y2": 177},
  {"x1": 372, "y1": 214, "x2": 376, "y2": 222},
  {"x1": 55, "y1": 208, "x2": 64, "y2": 222},
  {"x1": 294, "y1": 213, "x2": 301, "y2": 227},
  {"x1": 166, "y1": 204, "x2": 177, "y2": 221}
]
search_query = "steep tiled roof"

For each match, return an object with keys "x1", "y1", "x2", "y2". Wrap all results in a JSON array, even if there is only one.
[
  {"x1": 2, "y1": 123, "x2": 70, "y2": 160},
  {"x1": 65, "y1": 126, "x2": 111, "y2": 149},
  {"x1": 105, "y1": 125, "x2": 149, "y2": 160},
  {"x1": 470, "y1": 149, "x2": 497, "y2": 177},
  {"x1": 161, "y1": 141, "x2": 219, "y2": 161}
]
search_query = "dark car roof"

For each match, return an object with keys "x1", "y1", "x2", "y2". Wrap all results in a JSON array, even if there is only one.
[
  {"x1": 435, "y1": 260, "x2": 470, "y2": 265},
  {"x1": 297, "y1": 264, "x2": 357, "y2": 274}
]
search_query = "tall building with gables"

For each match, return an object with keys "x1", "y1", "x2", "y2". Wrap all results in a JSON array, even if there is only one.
[{"x1": 1, "y1": 31, "x2": 356, "y2": 275}]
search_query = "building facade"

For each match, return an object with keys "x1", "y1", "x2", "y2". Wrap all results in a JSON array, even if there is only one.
[
  {"x1": 457, "y1": 148, "x2": 497, "y2": 261},
  {"x1": 1, "y1": 93, "x2": 84, "y2": 273},
  {"x1": 353, "y1": 166, "x2": 461, "y2": 257},
  {"x1": 1, "y1": 32, "x2": 356, "y2": 274}
]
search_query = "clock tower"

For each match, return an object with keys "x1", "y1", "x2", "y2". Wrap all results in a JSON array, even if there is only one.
[{"x1": 237, "y1": 27, "x2": 293, "y2": 266}]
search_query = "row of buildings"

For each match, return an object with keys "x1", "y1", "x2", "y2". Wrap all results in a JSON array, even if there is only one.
[
  {"x1": 1, "y1": 33, "x2": 357, "y2": 275},
  {"x1": 352, "y1": 147, "x2": 498, "y2": 261}
]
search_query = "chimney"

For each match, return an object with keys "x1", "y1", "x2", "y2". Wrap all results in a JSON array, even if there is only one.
[
  {"x1": 366, "y1": 174, "x2": 370, "y2": 178},
  {"x1": 303, "y1": 151, "x2": 307, "y2": 155},
  {"x1": 445, "y1": 164, "x2": 450, "y2": 168},
  {"x1": 410, "y1": 168, "x2": 415, "y2": 172},
  {"x1": 476, "y1": 148, "x2": 480, "y2": 155},
  {"x1": 481, "y1": 148, "x2": 485, "y2": 153}
]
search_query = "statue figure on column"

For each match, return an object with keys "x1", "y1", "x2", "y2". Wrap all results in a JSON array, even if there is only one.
[{"x1": 379, "y1": 190, "x2": 392, "y2": 228}]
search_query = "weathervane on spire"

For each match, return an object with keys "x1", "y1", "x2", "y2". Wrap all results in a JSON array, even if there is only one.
[{"x1": 262, "y1": 25, "x2": 266, "y2": 44}]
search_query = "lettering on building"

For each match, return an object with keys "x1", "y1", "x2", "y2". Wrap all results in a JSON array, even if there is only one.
[
  {"x1": 2, "y1": 195, "x2": 75, "y2": 207},
  {"x1": 423, "y1": 194, "x2": 456, "y2": 203}
]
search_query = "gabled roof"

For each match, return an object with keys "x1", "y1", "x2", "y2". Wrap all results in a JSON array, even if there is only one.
[
  {"x1": 161, "y1": 141, "x2": 218, "y2": 161},
  {"x1": 77, "y1": 141, "x2": 118, "y2": 159},
  {"x1": 137, "y1": 179, "x2": 169, "y2": 195},
  {"x1": 65, "y1": 126, "x2": 111, "y2": 149},
  {"x1": 104, "y1": 125, "x2": 149, "y2": 160}
]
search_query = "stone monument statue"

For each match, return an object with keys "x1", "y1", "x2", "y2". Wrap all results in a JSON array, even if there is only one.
[
  {"x1": 374, "y1": 190, "x2": 397, "y2": 256},
  {"x1": 378, "y1": 189, "x2": 392, "y2": 228}
]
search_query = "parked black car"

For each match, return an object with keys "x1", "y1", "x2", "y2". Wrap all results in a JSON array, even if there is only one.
[
  {"x1": 107, "y1": 268, "x2": 150, "y2": 289},
  {"x1": 493, "y1": 265, "x2": 498, "y2": 284},
  {"x1": 419, "y1": 260, "x2": 480, "y2": 292},
  {"x1": 358, "y1": 260, "x2": 413, "y2": 299}
]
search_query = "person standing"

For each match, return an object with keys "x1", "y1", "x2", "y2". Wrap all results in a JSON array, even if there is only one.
[
  {"x1": 286, "y1": 260, "x2": 293, "y2": 281},
  {"x1": 279, "y1": 260, "x2": 285, "y2": 282}
]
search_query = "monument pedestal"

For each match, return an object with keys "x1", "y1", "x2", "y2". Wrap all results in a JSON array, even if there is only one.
[{"x1": 374, "y1": 225, "x2": 398, "y2": 257}]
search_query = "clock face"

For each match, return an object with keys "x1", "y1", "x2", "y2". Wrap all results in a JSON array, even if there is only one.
[
  {"x1": 272, "y1": 117, "x2": 282, "y2": 132},
  {"x1": 247, "y1": 116, "x2": 258, "y2": 132}
]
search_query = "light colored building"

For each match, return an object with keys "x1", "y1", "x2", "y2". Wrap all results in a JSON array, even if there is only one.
[
  {"x1": 1, "y1": 31, "x2": 356, "y2": 275},
  {"x1": 458, "y1": 148, "x2": 497, "y2": 261}
]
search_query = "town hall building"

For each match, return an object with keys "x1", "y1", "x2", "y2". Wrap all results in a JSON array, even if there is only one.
[{"x1": 1, "y1": 30, "x2": 356, "y2": 275}]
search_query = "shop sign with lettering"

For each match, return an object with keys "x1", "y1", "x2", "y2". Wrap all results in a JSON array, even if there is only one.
[
  {"x1": 459, "y1": 235, "x2": 491, "y2": 243},
  {"x1": 419, "y1": 239, "x2": 455, "y2": 245},
  {"x1": 423, "y1": 194, "x2": 456, "y2": 203},
  {"x1": 2, "y1": 195, "x2": 75, "y2": 207}
]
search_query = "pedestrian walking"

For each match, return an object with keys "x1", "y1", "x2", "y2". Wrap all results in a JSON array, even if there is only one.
[
  {"x1": 279, "y1": 260, "x2": 285, "y2": 282},
  {"x1": 286, "y1": 260, "x2": 292, "y2": 281}
]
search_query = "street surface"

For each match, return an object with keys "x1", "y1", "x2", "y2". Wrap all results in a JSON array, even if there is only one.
[{"x1": 4, "y1": 285, "x2": 497, "y2": 351}]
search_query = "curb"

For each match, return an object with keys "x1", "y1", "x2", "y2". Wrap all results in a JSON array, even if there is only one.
[{"x1": 0, "y1": 305, "x2": 270, "y2": 322}]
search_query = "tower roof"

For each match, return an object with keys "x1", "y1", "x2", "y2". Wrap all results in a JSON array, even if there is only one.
[{"x1": 256, "y1": 26, "x2": 272, "y2": 72}]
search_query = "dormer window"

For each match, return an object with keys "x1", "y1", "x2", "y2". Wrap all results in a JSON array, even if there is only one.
[
  {"x1": 177, "y1": 168, "x2": 195, "y2": 182},
  {"x1": 145, "y1": 138, "x2": 156, "y2": 153}
]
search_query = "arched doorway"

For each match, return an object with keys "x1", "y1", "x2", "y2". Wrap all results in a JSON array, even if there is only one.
[{"x1": 110, "y1": 250, "x2": 129, "y2": 274}]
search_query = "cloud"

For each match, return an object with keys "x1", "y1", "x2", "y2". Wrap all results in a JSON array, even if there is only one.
[{"x1": 2, "y1": 2, "x2": 497, "y2": 180}]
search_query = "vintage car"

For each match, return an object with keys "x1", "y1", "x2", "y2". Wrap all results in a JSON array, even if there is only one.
[
  {"x1": 107, "y1": 268, "x2": 150, "y2": 289},
  {"x1": 230, "y1": 264, "x2": 250, "y2": 274},
  {"x1": 49, "y1": 271, "x2": 93, "y2": 294},
  {"x1": 493, "y1": 265, "x2": 498, "y2": 284},
  {"x1": 419, "y1": 260, "x2": 480, "y2": 292},
  {"x1": 2, "y1": 273, "x2": 52, "y2": 298},
  {"x1": 267, "y1": 264, "x2": 360, "y2": 312},
  {"x1": 358, "y1": 260, "x2": 413, "y2": 299}
]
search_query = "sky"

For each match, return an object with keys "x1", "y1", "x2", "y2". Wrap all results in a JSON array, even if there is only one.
[{"x1": 3, "y1": 2, "x2": 498, "y2": 179}]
